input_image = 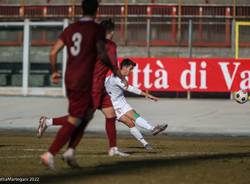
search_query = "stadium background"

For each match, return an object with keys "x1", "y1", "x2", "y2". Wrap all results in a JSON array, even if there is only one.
[
  {"x1": 0, "y1": 1, "x2": 250, "y2": 183},
  {"x1": 0, "y1": 0, "x2": 249, "y2": 98}
]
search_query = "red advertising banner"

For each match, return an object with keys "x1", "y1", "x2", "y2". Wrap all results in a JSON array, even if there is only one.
[{"x1": 117, "y1": 58, "x2": 250, "y2": 92}]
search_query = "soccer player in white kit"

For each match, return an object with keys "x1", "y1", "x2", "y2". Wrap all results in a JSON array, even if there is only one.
[{"x1": 105, "y1": 58, "x2": 168, "y2": 149}]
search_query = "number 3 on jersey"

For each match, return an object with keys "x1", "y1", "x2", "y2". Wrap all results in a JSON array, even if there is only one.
[{"x1": 70, "y1": 32, "x2": 82, "y2": 56}]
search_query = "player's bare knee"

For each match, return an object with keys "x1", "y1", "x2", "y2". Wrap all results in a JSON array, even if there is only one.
[
  {"x1": 124, "y1": 120, "x2": 135, "y2": 128},
  {"x1": 68, "y1": 116, "x2": 81, "y2": 126},
  {"x1": 102, "y1": 107, "x2": 116, "y2": 118},
  {"x1": 104, "y1": 112, "x2": 116, "y2": 119},
  {"x1": 127, "y1": 122, "x2": 135, "y2": 128}
]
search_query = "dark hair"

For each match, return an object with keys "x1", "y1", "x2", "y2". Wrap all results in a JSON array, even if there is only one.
[
  {"x1": 81, "y1": 0, "x2": 99, "y2": 16},
  {"x1": 100, "y1": 19, "x2": 115, "y2": 33},
  {"x1": 120, "y1": 58, "x2": 136, "y2": 69}
]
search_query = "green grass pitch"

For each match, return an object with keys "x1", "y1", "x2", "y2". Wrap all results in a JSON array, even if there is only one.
[{"x1": 0, "y1": 132, "x2": 250, "y2": 184}]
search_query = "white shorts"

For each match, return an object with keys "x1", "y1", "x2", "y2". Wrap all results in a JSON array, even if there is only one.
[{"x1": 113, "y1": 102, "x2": 133, "y2": 120}]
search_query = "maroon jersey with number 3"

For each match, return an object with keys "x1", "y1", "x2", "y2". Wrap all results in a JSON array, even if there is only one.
[{"x1": 60, "y1": 19, "x2": 105, "y2": 92}]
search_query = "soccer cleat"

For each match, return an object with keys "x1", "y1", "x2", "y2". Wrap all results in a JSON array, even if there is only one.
[
  {"x1": 40, "y1": 152, "x2": 55, "y2": 170},
  {"x1": 144, "y1": 144, "x2": 153, "y2": 150},
  {"x1": 62, "y1": 151, "x2": 81, "y2": 169},
  {"x1": 62, "y1": 155, "x2": 81, "y2": 169},
  {"x1": 37, "y1": 116, "x2": 48, "y2": 138},
  {"x1": 108, "y1": 147, "x2": 129, "y2": 157},
  {"x1": 152, "y1": 124, "x2": 168, "y2": 136}
]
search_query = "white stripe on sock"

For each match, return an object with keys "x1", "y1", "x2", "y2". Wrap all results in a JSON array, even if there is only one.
[{"x1": 46, "y1": 118, "x2": 53, "y2": 126}]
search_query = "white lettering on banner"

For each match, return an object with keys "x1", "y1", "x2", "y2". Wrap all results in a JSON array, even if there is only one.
[
  {"x1": 132, "y1": 65, "x2": 141, "y2": 88},
  {"x1": 180, "y1": 62, "x2": 198, "y2": 89},
  {"x1": 154, "y1": 60, "x2": 169, "y2": 89},
  {"x1": 132, "y1": 60, "x2": 169, "y2": 89},
  {"x1": 180, "y1": 61, "x2": 208, "y2": 90},
  {"x1": 240, "y1": 71, "x2": 250, "y2": 89},
  {"x1": 219, "y1": 62, "x2": 240, "y2": 90},
  {"x1": 200, "y1": 61, "x2": 207, "y2": 89},
  {"x1": 143, "y1": 64, "x2": 153, "y2": 88},
  {"x1": 127, "y1": 58, "x2": 250, "y2": 92}
]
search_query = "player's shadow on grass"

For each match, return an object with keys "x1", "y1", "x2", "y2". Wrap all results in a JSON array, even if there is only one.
[
  {"x1": 38, "y1": 151, "x2": 250, "y2": 184},
  {"x1": 126, "y1": 150, "x2": 158, "y2": 154},
  {"x1": 126, "y1": 146, "x2": 145, "y2": 149},
  {"x1": 126, "y1": 145, "x2": 165, "y2": 149},
  {"x1": 125, "y1": 146, "x2": 161, "y2": 154},
  {"x1": 79, "y1": 152, "x2": 108, "y2": 156},
  {"x1": 77, "y1": 150, "x2": 157, "y2": 155}
]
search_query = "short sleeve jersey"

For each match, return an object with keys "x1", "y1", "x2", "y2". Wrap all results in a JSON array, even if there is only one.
[
  {"x1": 60, "y1": 19, "x2": 105, "y2": 91},
  {"x1": 105, "y1": 74, "x2": 142, "y2": 107}
]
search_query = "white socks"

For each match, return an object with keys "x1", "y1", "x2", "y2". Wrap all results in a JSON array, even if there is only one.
[
  {"x1": 129, "y1": 127, "x2": 148, "y2": 146},
  {"x1": 63, "y1": 148, "x2": 75, "y2": 157},
  {"x1": 135, "y1": 117, "x2": 154, "y2": 131},
  {"x1": 45, "y1": 118, "x2": 53, "y2": 127},
  {"x1": 47, "y1": 152, "x2": 54, "y2": 158}
]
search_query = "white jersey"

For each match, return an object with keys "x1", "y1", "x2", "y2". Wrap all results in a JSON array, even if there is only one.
[{"x1": 105, "y1": 74, "x2": 142, "y2": 119}]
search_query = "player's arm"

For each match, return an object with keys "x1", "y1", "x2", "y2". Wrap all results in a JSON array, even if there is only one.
[
  {"x1": 109, "y1": 42, "x2": 129, "y2": 88},
  {"x1": 96, "y1": 40, "x2": 128, "y2": 87},
  {"x1": 96, "y1": 40, "x2": 119, "y2": 76},
  {"x1": 50, "y1": 39, "x2": 64, "y2": 84},
  {"x1": 115, "y1": 77, "x2": 157, "y2": 101},
  {"x1": 120, "y1": 80, "x2": 158, "y2": 101},
  {"x1": 127, "y1": 86, "x2": 158, "y2": 101},
  {"x1": 141, "y1": 90, "x2": 159, "y2": 101}
]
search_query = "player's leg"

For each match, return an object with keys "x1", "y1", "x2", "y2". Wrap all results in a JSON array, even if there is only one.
[
  {"x1": 118, "y1": 115, "x2": 152, "y2": 150},
  {"x1": 40, "y1": 115, "x2": 79, "y2": 170},
  {"x1": 38, "y1": 114, "x2": 87, "y2": 168},
  {"x1": 37, "y1": 115, "x2": 68, "y2": 137},
  {"x1": 62, "y1": 110, "x2": 94, "y2": 169},
  {"x1": 62, "y1": 91, "x2": 105, "y2": 167},
  {"x1": 125, "y1": 110, "x2": 168, "y2": 136},
  {"x1": 67, "y1": 109, "x2": 94, "y2": 149},
  {"x1": 99, "y1": 93, "x2": 117, "y2": 150},
  {"x1": 37, "y1": 91, "x2": 94, "y2": 138},
  {"x1": 125, "y1": 110, "x2": 154, "y2": 131},
  {"x1": 114, "y1": 103, "x2": 151, "y2": 149},
  {"x1": 102, "y1": 107, "x2": 117, "y2": 148},
  {"x1": 40, "y1": 90, "x2": 91, "y2": 169},
  {"x1": 40, "y1": 114, "x2": 91, "y2": 169},
  {"x1": 101, "y1": 106, "x2": 129, "y2": 156},
  {"x1": 49, "y1": 116, "x2": 80, "y2": 154},
  {"x1": 53, "y1": 116, "x2": 68, "y2": 126},
  {"x1": 61, "y1": 89, "x2": 103, "y2": 168}
]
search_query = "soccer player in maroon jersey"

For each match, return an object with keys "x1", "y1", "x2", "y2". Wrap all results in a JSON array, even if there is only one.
[
  {"x1": 38, "y1": 19, "x2": 128, "y2": 168},
  {"x1": 39, "y1": 0, "x2": 121, "y2": 170},
  {"x1": 63, "y1": 19, "x2": 129, "y2": 159}
]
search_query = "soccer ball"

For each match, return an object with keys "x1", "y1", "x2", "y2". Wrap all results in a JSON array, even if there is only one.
[{"x1": 234, "y1": 89, "x2": 248, "y2": 104}]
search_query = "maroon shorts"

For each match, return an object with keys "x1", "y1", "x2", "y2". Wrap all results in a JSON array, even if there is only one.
[
  {"x1": 66, "y1": 89, "x2": 92, "y2": 118},
  {"x1": 92, "y1": 90, "x2": 113, "y2": 110}
]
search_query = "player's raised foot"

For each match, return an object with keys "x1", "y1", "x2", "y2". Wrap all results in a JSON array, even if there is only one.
[
  {"x1": 40, "y1": 152, "x2": 55, "y2": 170},
  {"x1": 37, "y1": 116, "x2": 48, "y2": 138},
  {"x1": 152, "y1": 124, "x2": 168, "y2": 136},
  {"x1": 108, "y1": 147, "x2": 130, "y2": 157},
  {"x1": 144, "y1": 144, "x2": 153, "y2": 150},
  {"x1": 62, "y1": 149, "x2": 81, "y2": 169}
]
